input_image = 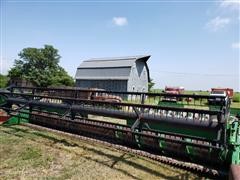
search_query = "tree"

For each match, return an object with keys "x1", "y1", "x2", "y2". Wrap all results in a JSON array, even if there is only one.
[
  {"x1": 8, "y1": 45, "x2": 74, "y2": 87},
  {"x1": 148, "y1": 78, "x2": 155, "y2": 92},
  {"x1": 0, "y1": 74, "x2": 9, "y2": 88}
]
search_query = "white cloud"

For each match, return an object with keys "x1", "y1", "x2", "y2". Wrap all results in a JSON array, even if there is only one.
[
  {"x1": 112, "y1": 17, "x2": 128, "y2": 26},
  {"x1": 205, "y1": 16, "x2": 231, "y2": 31},
  {"x1": 220, "y1": 0, "x2": 240, "y2": 9},
  {"x1": 232, "y1": 42, "x2": 240, "y2": 49}
]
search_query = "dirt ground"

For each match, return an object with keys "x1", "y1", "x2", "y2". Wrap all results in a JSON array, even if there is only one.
[{"x1": 0, "y1": 124, "x2": 205, "y2": 180}]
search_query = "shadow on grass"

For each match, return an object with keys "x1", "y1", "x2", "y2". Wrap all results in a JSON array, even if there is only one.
[
  {"x1": 2, "y1": 125, "x2": 196, "y2": 180},
  {"x1": 2, "y1": 125, "x2": 78, "y2": 147}
]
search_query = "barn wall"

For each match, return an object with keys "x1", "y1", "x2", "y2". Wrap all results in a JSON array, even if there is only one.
[
  {"x1": 75, "y1": 67, "x2": 131, "y2": 79},
  {"x1": 76, "y1": 80, "x2": 128, "y2": 92},
  {"x1": 127, "y1": 60, "x2": 148, "y2": 92}
]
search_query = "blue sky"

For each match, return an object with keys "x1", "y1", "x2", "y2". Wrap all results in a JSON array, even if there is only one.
[{"x1": 1, "y1": 0, "x2": 239, "y2": 90}]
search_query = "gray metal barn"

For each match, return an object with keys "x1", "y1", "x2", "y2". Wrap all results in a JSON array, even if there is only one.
[{"x1": 75, "y1": 55, "x2": 150, "y2": 92}]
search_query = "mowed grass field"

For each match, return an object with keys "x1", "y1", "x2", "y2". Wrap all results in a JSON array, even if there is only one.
[
  {"x1": 184, "y1": 91, "x2": 240, "y2": 109},
  {"x1": 151, "y1": 89, "x2": 240, "y2": 109},
  {"x1": 0, "y1": 124, "x2": 205, "y2": 180}
]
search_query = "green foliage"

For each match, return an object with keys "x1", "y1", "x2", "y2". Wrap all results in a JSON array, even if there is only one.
[
  {"x1": 8, "y1": 45, "x2": 74, "y2": 87},
  {"x1": 151, "y1": 89, "x2": 163, "y2": 93},
  {"x1": 233, "y1": 92, "x2": 240, "y2": 103},
  {"x1": 50, "y1": 67, "x2": 74, "y2": 87},
  {"x1": 148, "y1": 78, "x2": 155, "y2": 92},
  {"x1": 0, "y1": 74, "x2": 9, "y2": 88}
]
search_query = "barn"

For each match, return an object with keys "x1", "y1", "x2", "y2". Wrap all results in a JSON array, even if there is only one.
[{"x1": 75, "y1": 55, "x2": 150, "y2": 92}]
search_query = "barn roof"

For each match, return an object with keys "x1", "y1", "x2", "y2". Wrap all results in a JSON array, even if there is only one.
[
  {"x1": 75, "y1": 55, "x2": 150, "y2": 81},
  {"x1": 77, "y1": 55, "x2": 150, "y2": 69}
]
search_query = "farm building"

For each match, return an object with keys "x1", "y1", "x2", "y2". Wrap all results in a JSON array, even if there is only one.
[{"x1": 75, "y1": 55, "x2": 150, "y2": 92}]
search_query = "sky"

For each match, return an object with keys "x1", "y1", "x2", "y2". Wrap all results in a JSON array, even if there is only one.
[{"x1": 0, "y1": 0, "x2": 239, "y2": 91}]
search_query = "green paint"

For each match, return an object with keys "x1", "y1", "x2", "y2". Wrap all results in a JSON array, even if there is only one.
[
  {"x1": 127, "y1": 119, "x2": 216, "y2": 140},
  {"x1": 126, "y1": 116, "x2": 240, "y2": 164},
  {"x1": 158, "y1": 139, "x2": 167, "y2": 154},
  {"x1": 0, "y1": 95, "x2": 5, "y2": 106},
  {"x1": 3, "y1": 110, "x2": 29, "y2": 125},
  {"x1": 228, "y1": 119, "x2": 240, "y2": 165},
  {"x1": 230, "y1": 107, "x2": 240, "y2": 117}
]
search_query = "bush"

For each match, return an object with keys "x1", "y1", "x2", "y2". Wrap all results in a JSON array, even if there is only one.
[
  {"x1": 233, "y1": 92, "x2": 240, "y2": 102},
  {"x1": 0, "y1": 74, "x2": 9, "y2": 88}
]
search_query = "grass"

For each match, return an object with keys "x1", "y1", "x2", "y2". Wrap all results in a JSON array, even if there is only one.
[
  {"x1": 151, "y1": 89, "x2": 240, "y2": 109},
  {"x1": 233, "y1": 92, "x2": 240, "y2": 102},
  {"x1": 0, "y1": 124, "x2": 205, "y2": 180},
  {"x1": 231, "y1": 101, "x2": 240, "y2": 109}
]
